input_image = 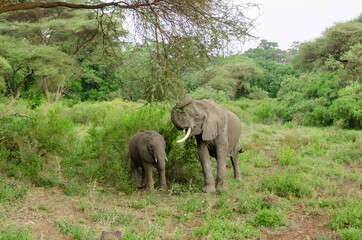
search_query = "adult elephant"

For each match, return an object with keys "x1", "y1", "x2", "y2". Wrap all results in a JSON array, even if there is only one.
[
  {"x1": 171, "y1": 96, "x2": 242, "y2": 193},
  {"x1": 129, "y1": 130, "x2": 167, "y2": 191}
]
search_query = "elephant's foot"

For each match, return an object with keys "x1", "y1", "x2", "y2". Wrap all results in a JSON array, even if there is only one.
[
  {"x1": 202, "y1": 184, "x2": 216, "y2": 193},
  {"x1": 216, "y1": 181, "x2": 225, "y2": 192},
  {"x1": 145, "y1": 186, "x2": 155, "y2": 192},
  {"x1": 158, "y1": 185, "x2": 167, "y2": 191},
  {"x1": 136, "y1": 182, "x2": 146, "y2": 189},
  {"x1": 234, "y1": 175, "x2": 242, "y2": 181}
]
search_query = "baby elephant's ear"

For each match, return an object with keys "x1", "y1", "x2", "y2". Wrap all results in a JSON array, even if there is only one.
[
  {"x1": 138, "y1": 134, "x2": 155, "y2": 163},
  {"x1": 139, "y1": 143, "x2": 154, "y2": 163}
]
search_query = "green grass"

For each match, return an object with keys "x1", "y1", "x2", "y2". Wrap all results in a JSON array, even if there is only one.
[
  {"x1": 0, "y1": 225, "x2": 34, "y2": 240},
  {"x1": 55, "y1": 220, "x2": 96, "y2": 240},
  {"x1": 329, "y1": 200, "x2": 362, "y2": 230},
  {"x1": 0, "y1": 175, "x2": 29, "y2": 203},
  {"x1": 253, "y1": 209, "x2": 286, "y2": 227},
  {"x1": 93, "y1": 210, "x2": 135, "y2": 227},
  {"x1": 259, "y1": 172, "x2": 314, "y2": 198},
  {"x1": 194, "y1": 217, "x2": 259, "y2": 240}
]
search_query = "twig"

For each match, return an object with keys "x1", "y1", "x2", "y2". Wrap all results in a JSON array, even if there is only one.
[{"x1": 12, "y1": 113, "x2": 33, "y2": 119}]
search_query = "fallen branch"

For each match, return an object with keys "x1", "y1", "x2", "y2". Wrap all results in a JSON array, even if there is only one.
[{"x1": 11, "y1": 113, "x2": 34, "y2": 119}]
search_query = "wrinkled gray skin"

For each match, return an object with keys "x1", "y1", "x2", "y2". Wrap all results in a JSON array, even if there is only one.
[
  {"x1": 171, "y1": 97, "x2": 242, "y2": 193},
  {"x1": 129, "y1": 130, "x2": 167, "y2": 191}
]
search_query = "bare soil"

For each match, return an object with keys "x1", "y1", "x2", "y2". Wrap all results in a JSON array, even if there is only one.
[{"x1": 1, "y1": 186, "x2": 342, "y2": 240}]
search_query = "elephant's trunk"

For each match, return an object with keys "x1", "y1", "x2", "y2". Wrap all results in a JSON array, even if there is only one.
[
  {"x1": 176, "y1": 127, "x2": 192, "y2": 143},
  {"x1": 155, "y1": 148, "x2": 167, "y2": 190}
]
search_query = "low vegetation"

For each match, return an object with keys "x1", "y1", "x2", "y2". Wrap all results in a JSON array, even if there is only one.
[{"x1": 0, "y1": 98, "x2": 360, "y2": 239}]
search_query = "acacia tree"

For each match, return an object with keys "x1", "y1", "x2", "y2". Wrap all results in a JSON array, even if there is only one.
[
  {"x1": 0, "y1": 4, "x2": 126, "y2": 101},
  {"x1": 32, "y1": 45, "x2": 77, "y2": 102},
  {"x1": 0, "y1": 0, "x2": 257, "y2": 101}
]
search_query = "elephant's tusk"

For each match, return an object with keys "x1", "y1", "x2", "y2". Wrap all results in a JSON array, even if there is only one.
[
  {"x1": 165, "y1": 157, "x2": 168, "y2": 162},
  {"x1": 177, "y1": 127, "x2": 192, "y2": 143},
  {"x1": 155, "y1": 158, "x2": 158, "y2": 163}
]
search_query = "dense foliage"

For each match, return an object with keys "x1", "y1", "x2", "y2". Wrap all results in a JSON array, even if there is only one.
[{"x1": 275, "y1": 16, "x2": 362, "y2": 129}]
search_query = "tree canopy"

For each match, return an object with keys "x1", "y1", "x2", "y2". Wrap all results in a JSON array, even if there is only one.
[{"x1": 0, "y1": 0, "x2": 257, "y2": 54}]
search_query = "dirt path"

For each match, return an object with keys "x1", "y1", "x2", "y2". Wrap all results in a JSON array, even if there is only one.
[{"x1": 5, "y1": 187, "x2": 86, "y2": 240}]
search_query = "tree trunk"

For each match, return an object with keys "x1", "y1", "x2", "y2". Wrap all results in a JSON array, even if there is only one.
[
  {"x1": 41, "y1": 76, "x2": 51, "y2": 103},
  {"x1": 14, "y1": 91, "x2": 20, "y2": 100},
  {"x1": 54, "y1": 83, "x2": 65, "y2": 103}
]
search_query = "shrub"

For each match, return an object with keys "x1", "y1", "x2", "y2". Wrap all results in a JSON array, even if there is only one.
[
  {"x1": 330, "y1": 83, "x2": 362, "y2": 129},
  {"x1": 190, "y1": 86, "x2": 230, "y2": 103},
  {"x1": 259, "y1": 172, "x2": 314, "y2": 198},
  {"x1": 238, "y1": 195, "x2": 271, "y2": 214},
  {"x1": 167, "y1": 139, "x2": 203, "y2": 188},
  {"x1": 253, "y1": 99, "x2": 278, "y2": 124},
  {"x1": 253, "y1": 209, "x2": 285, "y2": 227},
  {"x1": 329, "y1": 200, "x2": 361, "y2": 230},
  {"x1": 67, "y1": 102, "x2": 107, "y2": 125},
  {"x1": 93, "y1": 210, "x2": 135, "y2": 227},
  {"x1": 55, "y1": 221, "x2": 96, "y2": 240},
  {"x1": 278, "y1": 146, "x2": 299, "y2": 166},
  {"x1": 247, "y1": 86, "x2": 269, "y2": 100},
  {"x1": 0, "y1": 225, "x2": 34, "y2": 240},
  {"x1": 194, "y1": 217, "x2": 259, "y2": 240},
  {"x1": 338, "y1": 228, "x2": 362, "y2": 240},
  {"x1": 0, "y1": 176, "x2": 29, "y2": 203}
]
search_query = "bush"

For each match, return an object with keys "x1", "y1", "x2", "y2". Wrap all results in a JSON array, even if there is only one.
[
  {"x1": 278, "y1": 146, "x2": 299, "y2": 166},
  {"x1": 253, "y1": 99, "x2": 278, "y2": 124},
  {"x1": 338, "y1": 228, "x2": 362, "y2": 240},
  {"x1": 259, "y1": 172, "x2": 314, "y2": 198},
  {"x1": 0, "y1": 100, "x2": 198, "y2": 194},
  {"x1": 0, "y1": 175, "x2": 29, "y2": 203},
  {"x1": 247, "y1": 86, "x2": 269, "y2": 100},
  {"x1": 253, "y1": 209, "x2": 285, "y2": 227},
  {"x1": 0, "y1": 225, "x2": 34, "y2": 240},
  {"x1": 329, "y1": 83, "x2": 362, "y2": 129},
  {"x1": 329, "y1": 200, "x2": 361, "y2": 230},
  {"x1": 194, "y1": 217, "x2": 259, "y2": 240},
  {"x1": 275, "y1": 73, "x2": 362, "y2": 129},
  {"x1": 190, "y1": 86, "x2": 230, "y2": 103},
  {"x1": 55, "y1": 221, "x2": 96, "y2": 240}
]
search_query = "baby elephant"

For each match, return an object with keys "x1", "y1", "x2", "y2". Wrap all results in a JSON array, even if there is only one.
[{"x1": 129, "y1": 130, "x2": 167, "y2": 191}]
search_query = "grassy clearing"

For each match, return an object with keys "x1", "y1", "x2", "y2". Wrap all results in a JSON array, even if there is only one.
[{"x1": 0, "y1": 98, "x2": 361, "y2": 239}]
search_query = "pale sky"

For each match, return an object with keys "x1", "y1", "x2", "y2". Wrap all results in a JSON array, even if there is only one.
[{"x1": 241, "y1": 0, "x2": 362, "y2": 51}]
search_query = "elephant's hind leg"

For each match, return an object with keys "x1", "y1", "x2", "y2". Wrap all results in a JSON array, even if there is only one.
[
  {"x1": 131, "y1": 160, "x2": 144, "y2": 189},
  {"x1": 230, "y1": 152, "x2": 242, "y2": 181}
]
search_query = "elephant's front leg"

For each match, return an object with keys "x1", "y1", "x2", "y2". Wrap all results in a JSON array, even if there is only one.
[
  {"x1": 197, "y1": 140, "x2": 216, "y2": 193},
  {"x1": 215, "y1": 143, "x2": 227, "y2": 191},
  {"x1": 143, "y1": 163, "x2": 154, "y2": 191}
]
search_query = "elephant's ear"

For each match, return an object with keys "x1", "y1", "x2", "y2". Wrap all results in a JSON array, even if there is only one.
[
  {"x1": 202, "y1": 104, "x2": 226, "y2": 141},
  {"x1": 138, "y1": 134, "x2": 155, "y2": 163}
]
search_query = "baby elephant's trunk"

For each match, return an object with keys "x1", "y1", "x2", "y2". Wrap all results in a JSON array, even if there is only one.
[{"x1": 155, "y1": 148, "x2": 167, "y2": 190}]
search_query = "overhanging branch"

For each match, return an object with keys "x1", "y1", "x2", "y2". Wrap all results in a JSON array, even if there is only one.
[{"x1": 0, "y1": 1, "x2": 160, "y2": 14}]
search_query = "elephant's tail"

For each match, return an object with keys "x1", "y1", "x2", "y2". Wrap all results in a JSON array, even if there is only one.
[{"x1": 238, "y1": 148, "x2": 244, "y2": 153}]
